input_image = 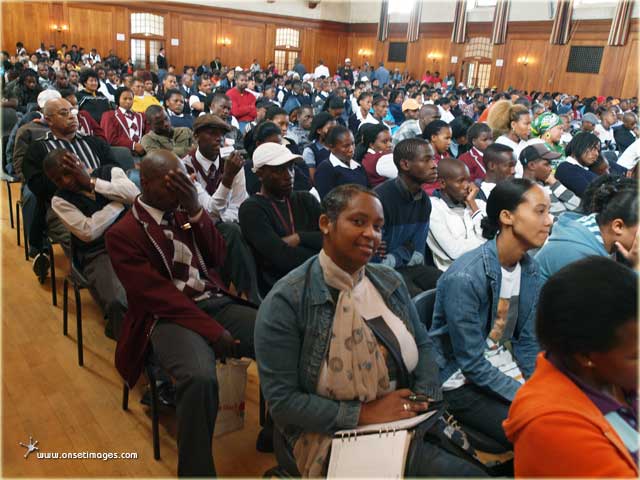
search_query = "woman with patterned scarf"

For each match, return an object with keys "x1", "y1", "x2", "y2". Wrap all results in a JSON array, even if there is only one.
[
  {"x1": 529, "y1": 112, "x2": 566, "y2": 170},
  {"x1": 255, "y1": 184, "x2": 487, "y2": 477}
]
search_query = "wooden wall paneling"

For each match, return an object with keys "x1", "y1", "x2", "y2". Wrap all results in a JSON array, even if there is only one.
[
  {"x1": 299, "y1": 27, "x2": 316, "y2": 73},
  {"x1": 621, "y1": 38, "x2": 639, "y2": 98},
  {"x1": 180, "y1": 17, "x2": 218, "y2": 68},
  {"x1": 264, "y1": 24, "x2": 277, "y2": 69},
  {"x1": 67, "y1": 4, "x2": 114, "y2": 60},
  {"x1": 223, "y1": 20, "x2": 267, "y2": 70},
  {"x1": 314, "y1": 30, "x2": 341, "y2": 74},
  {"x1": 2, "y1": 1, "x2": 55, "y2": 54},
  {"x1": 111, "y1": 6, "x2": 129, "y2": 61}
]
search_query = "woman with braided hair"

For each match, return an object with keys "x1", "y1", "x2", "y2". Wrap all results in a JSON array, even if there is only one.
[{"x1": 536, "y1": 175, "x2": 638, "y2": 280}]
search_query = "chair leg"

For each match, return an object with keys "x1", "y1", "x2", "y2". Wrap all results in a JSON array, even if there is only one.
[
  {"x1": 6, "y1": 181, "x2": 14, "y2": 229},
  {"x1": 62, "y1": 278, "x2": 69, "y2": 336},
  {"x1": 147, "y1": 365, "x2": 161, "y2": 460},
  {"x1": 16, "y1": 201, "x2": 20, "y2": 246},
  {"x1": 74, "y1": 284, "x2": 83, "y2": 366},
  {"x1": 50, "y1": 244, "x2": 57, "y2": 306},
  {"x1": 260, "y1": 389, "x2": 266, "y2": 426},
  {"x1": 122, "y1": 384, "x2": 129, "y2": 411},
  {"x1": 18, "y1": 202, "x2": 28, "y2": 261}
]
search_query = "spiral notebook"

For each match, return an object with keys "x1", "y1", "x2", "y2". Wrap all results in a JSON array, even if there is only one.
[{"x1": 327, "y1": 410, "x2": 437, "y2": 478}]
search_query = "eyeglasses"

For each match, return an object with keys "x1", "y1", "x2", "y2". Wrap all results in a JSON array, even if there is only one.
[{"x1": 55, "y1": 108, "x2": 78, "y2": 118}]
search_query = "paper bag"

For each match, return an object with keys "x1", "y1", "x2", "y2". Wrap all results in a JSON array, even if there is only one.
[{"x1": 214, "y1": 358, "x2": 251, "y2": 437}]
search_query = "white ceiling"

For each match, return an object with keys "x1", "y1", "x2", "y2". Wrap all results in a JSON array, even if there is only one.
[{"x1": 172, "y1": 0, "x2": 638, "y2": 24}]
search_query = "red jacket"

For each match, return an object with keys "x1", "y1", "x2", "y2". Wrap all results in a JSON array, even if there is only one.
[
  {"x1": 227, "y1": 87, "x2": 257, "y2": 122},
  {"x1": 106, "y1": 199, "x2": 241, "y2": 387},
  {"x1": 504, "y1": 353, "x2": 637, "y2": 477},
  {"x1": 100, "y1": 109, "x2": 146, "y2": 151},
  {"x1": 459, "y1": 147, "x2": 486, "y2": 183},
  {"x1": 77, "y1": 110, "x2": 106, "y2": 141}
]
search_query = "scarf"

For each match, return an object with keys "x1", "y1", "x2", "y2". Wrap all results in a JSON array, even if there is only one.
[{"x1": 293, "y1": 250, "x2": 390, "y2": 477}]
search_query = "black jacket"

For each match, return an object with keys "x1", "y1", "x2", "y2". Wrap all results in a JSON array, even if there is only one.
[{"x1": 23, "y1": 133, "x2": 115, "y2": 203}]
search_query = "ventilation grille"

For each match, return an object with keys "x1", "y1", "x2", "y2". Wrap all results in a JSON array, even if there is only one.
[{"x1": 567, "y1": 46, "x2": 604, "y2": 74}]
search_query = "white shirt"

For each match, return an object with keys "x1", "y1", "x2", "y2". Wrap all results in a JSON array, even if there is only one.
[
  {"x1": 189, "y1": 91, "x2": 207, "y2": 109},
  {"x1": 618, "y1": 138, "x2": 640, "y2": 170},
  {"x1": 355, "y1": 107, "x2": 381, "y2": 130},
  {"x1": 564, "y1": 155, "x2": 589, "y2": 171},
  {"x1": 313, "y1": 64, "x2": 330, "y2": 79},
  {"x1": 594, "y1": 124, "x2": 615, "y2": 146},
  {"x1": 51, "y1": 167, "x2": 140, "y2": 243},
  {"x1": 495, "y1": 135, "x2": 526, "y2": 178},
  {"x1": 182, "y1": 148, "x2": 248, "y2": 222},
  {"x1": 369, "y1": 150, "x2": 398, "y2": 179},
  {"x1": 438, "y1": 106, "x2": 455, "y2": 124},
  {"x1": 329, "y1": 153, "x2": 360, "y2": 170},
  {"x1": 480, "y1": 181, "x2": 496, "y2": 199},
  {"x1": 427, "y1": 196, "x2": 487, "y2": 272}
]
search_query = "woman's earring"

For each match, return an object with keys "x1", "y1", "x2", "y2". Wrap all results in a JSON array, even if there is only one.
[{"x1": 586, "y1": 360, "x2": 594, "y2": 367}]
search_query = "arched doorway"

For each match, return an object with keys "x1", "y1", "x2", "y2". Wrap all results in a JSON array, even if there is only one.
[{"x1": 460, "y1": 37, "x2": 493, "y2": 89}]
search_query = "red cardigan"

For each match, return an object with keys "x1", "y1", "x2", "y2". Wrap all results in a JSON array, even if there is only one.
[
  {"x1": 227, "y1": 87, "x2": 257, "y2": 122},
  {"x1": 105, "y1": 199, "x2": 244, "y2": 387}
]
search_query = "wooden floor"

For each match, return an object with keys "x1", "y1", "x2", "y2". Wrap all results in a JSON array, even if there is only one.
[{"x1": 1, "y1": 182, "x2": 276, "y2": 477}]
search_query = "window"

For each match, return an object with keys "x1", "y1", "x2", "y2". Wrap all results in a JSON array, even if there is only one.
[
  {"x1": 464, "y1": 37, "x2": 493, "y2": 58},
  {"x1": 574, "y1": 0, "x2": 617, "y2": 5},
  {"x1": 275, "y1": 28, "x2": 299, "y2": 49},
  {"x1": 467, "y1": 0, "x2": 497, "y2": 9},
  {"x1": 274, "y1": 27, "x2": 301, "y2": 73},
  {"x1": 130, "y1": 13, "x2": 164, "y2": 36},
  {"x1": 389, "y1": 0, "x2": 415, "y2": 14}
]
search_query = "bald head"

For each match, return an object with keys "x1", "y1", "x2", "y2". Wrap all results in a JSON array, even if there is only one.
[
  {"x1": 43, "y1": 98, "x2": 71, "y2": 117},
  {"x1": 419, "y1": 104, "x2": 441, "y2": 131},
  {"x1": 438, "y1": 157, "x2": 468, "y2": 181},
  {"x1": 140, "y1": 149, "x2": 182, "y2": 181},
  {"x1": 139, "y1": 150, "x2": 185, "y2": 212},
  {"x1": 623, "y1": 112, "x2": 638, "y2": 130}
]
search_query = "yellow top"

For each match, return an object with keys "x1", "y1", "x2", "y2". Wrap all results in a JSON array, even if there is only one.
[{"x1": 132, "y1": 94, "x2": 161, "y2": 114}]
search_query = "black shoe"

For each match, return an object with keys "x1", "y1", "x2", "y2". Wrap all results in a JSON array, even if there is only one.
[
  {"x1": 256, "y1": 426, "x2": 274, "y2": 453},
  {"x1": 32, "y1": 252, "x2": 50, "y2": 284},
  {"x1": 140, "y1": 381, "x2": 176, "y2": 408}
]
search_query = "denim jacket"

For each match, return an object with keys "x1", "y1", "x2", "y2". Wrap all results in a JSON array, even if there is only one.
[
  {"x1": 429, "y1": 238, "x2": 541, "y2": 402},
  {"x1": 255, "y1": 255, "x2": 443, "y2": 447}
]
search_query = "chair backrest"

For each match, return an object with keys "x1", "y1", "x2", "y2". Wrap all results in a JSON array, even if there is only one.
[
  {"x1": 602, "y1": 150, "x2": 619, "y2": 165},
  {"x1": 109, "y1": 146, "x2": 136, "y2": 171},
  {"x1": 412, "y1": 288, "x2": 437, "y2": 331}
]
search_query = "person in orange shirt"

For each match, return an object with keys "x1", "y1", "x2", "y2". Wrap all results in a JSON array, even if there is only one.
[{"x1": 504, "y1": 256, "x2": 638, "y2": 477}]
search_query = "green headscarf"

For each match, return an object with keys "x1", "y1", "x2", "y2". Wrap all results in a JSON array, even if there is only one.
[{"x1": 531, "y1": 112, "x2": 562, "y2": 137}]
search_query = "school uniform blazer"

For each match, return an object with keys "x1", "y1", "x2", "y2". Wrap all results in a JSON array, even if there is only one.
[
  {"x1": 100, "y1": 109, "x2": 146, "y2": 150},
  {"x1": 105, "y1": 200, "x2": 252, "y2": 388}
]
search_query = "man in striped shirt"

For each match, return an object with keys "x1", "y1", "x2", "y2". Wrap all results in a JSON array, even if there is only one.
[{"x1": 23, "y1": 98, "x2": 116, "y2": 283}]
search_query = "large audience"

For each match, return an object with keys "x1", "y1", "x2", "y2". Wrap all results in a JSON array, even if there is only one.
[{"x1": 2, "y1": 40, "x2": 638, "y2": 478}]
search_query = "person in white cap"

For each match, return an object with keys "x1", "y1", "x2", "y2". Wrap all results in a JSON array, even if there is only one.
[
  {"x1": 239, "y1": 142, "x2": 322, "y2": 297},
  {"x1": 337, "y1": 58, "x2": 354, "y2": 85},
  {"x1": 9, "y1": 89, "x2": 62, "y2": 180}
]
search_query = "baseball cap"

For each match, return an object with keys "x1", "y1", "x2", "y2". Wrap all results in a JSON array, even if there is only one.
[
  {"x1": 519, "y1": 143, "x2": 562, "y2": 166},
  {"x1": 252, "y1": 143, "x2": 301, "y2": 173},
  {"x1": 582, "y1": 112, "x2": 599, "y2": 125},
  {"x1": 402, "y1": 98, "x2": 421, "y2": 112},
  {"x1": 38, "y1": 89, "x2": 62, "y2": 109},
  {"x1": 360, "y1": 76, "x2": 369, "y2": 82},
  {"x1": 192, "y1": 114, "x2": 231, "y2": 134}
]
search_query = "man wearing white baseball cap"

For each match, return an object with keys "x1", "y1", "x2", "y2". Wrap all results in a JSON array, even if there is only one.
[
  {"x1": 239, "y1": 142, "x2": 322, "y2": 297},
  {"x1": 338, "y1": 58, "x2": 354, "y2": 85}
]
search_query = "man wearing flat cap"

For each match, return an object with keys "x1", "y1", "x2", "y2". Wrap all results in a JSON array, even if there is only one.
[{"x1": 182, "y1": 114, "x2": 254, "y2": 299}]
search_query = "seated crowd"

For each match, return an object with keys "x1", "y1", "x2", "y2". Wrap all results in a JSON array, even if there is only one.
[{"x1": 2, "y1": 41, "x2": 638, "y2": 478}]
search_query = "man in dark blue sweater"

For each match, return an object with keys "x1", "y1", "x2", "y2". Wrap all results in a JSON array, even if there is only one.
[{"x1": 374, "y1": 138, "x2": 442, "y2": 296}]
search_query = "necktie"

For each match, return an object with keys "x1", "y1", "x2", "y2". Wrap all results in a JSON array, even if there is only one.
[
  {"x1": 205, "y1": 163, "x2": 221, "y2": 195},
  {"x1": 161, "y1": 211, "x2": 175, "y2": 227}
]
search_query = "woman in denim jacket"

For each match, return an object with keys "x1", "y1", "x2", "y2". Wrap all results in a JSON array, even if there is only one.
[
  {"x1": 429, "y1": 178, "x2": 553, "y2": 449},
  {"x1": 255, "y1": 184, "x2": 486, "y2": 477}
]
